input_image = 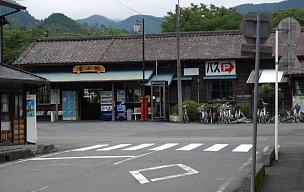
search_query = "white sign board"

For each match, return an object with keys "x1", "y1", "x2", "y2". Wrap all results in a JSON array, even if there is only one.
[
  {"x1": 205, "y1": 60, "x2": 236, "y2": 76},
  {"x1": 184, "y1": 68, "x2": 199, "y2": 76},
  {"x1": 27, "y1": 94, "x2": 37, "y2": 144}
]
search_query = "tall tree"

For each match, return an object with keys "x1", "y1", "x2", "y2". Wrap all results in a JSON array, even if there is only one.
[
  {"x1": 161, "y1": 3, "x2": 243, "y2": 32},
  {"x1": 269, "y1": 8, "x2": 304, "y2": 27}
]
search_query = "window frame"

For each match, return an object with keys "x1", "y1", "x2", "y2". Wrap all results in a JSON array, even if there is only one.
[{"x1": 207, "y1": 80, "x2": 235, "y2": 102}]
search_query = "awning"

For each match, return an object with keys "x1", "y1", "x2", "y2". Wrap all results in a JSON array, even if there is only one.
[
  {"x1": 203, "y1": 75, "x2": 237, "y2": 80},
  {"x1": 246, "y1": 69, "x2": 288, "y2": 84},
  {"x1": 146, "y1": 73, "x2": 174, "y2": 86},
  {"x1": 34, "y1": 70, "x2": 154, "y2": 83}
]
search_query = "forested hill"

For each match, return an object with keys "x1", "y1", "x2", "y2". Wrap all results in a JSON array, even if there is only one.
[{"x1": 234, "y1": 0, "x2": 304, "y2": 15}]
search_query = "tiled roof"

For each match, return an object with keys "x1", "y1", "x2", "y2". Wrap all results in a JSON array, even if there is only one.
[
  {"x1": 13, "y1": 30, "x2": 304, "y2": 66},
  {"x1": 0, "y1": 64, "x2": 49, "y2": 85}
]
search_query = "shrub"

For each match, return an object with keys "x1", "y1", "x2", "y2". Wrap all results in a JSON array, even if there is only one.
[
  {"x1": 170, "y1": 100, "x2": 200, "y2": 121},
  {"x1": 183, "y1": 100, "x2": 200, "y2": 121}
]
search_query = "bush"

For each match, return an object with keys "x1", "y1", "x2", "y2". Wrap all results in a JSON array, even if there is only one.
[
  {"x1": 170, "y1": 100, "x2": 200, "y2": 121},
  {"x1": 183, "y1": 100, "x2": 200, "y2": 121}
]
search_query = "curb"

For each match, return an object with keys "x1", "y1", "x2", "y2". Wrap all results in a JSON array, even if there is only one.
[
  {"x1": 0, "y1": 144, "x2": 57, "y2": 163},
  {"x1": 0, "y1": 148, "x2": 34, "y2": 163},
  {"x1": 226, "y1": 145, "x2": 275, "y2": 192}
]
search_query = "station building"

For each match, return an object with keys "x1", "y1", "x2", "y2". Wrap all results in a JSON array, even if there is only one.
[{"x1": 13, "y1": 30, "x2": 304, "y2": 121}]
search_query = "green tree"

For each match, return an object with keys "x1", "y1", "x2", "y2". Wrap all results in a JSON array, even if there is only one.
[
  {"x1": 161, "y1": 3, "x2": 243, "y2": 32},
  {"x1": 269, "y1": 8, "x2": 304, "y2": 27}
]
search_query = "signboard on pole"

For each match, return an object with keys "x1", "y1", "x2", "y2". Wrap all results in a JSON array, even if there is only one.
[{"x1": 26, "y1": 94, "x2": 37, "y2": 143}]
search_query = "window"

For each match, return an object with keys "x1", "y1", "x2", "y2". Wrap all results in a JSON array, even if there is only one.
[
  {"x1": 207, "y1": 80, "x2": 235, "y2": 101},
  {"x1": 30, "y1": 86, "x2": 50, "y2": 104},
  {"x1": 15, "y1": 94, "x2": 23, "y2": 117},
  {"x1": 129, "y1": 89, "x2": 141, "y2": 103},
  {"x1": 1, "y1": 94, "x2": 10, "y2": 122},
  {"x1": 294, "y1": 80, "x2": 304, "y2": 96}
]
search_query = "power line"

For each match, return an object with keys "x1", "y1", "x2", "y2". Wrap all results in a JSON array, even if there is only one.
[
  {"x1": 120, "y1": 0, "x2": 168, "y2": 11},
  {"x1": 111, "y1": 0, "x2": 164, "y2": 24},
  {"x1": 110, "y1": 0, "x2": 135, "y2": 16}
]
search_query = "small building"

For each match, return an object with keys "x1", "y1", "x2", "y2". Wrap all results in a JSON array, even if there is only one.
[
  {"x1": 0, "y1": 0, "x2": 49, "y2": 145},
  {"x1": 13, "y1": 30, "x2": 304, "y2": 121}
]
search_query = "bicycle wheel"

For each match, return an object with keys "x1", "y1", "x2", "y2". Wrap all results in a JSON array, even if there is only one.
[
  {"x1": 265, "y1": 114, "x2": 271, "y2": 124},
  {"x1": 183, "y1": 113, "x2": 190, "y2": 124}
]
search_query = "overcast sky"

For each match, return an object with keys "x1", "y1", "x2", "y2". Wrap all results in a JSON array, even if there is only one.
[{"x1": 20, "y1": 0, "x2": 284, "y2": 21}]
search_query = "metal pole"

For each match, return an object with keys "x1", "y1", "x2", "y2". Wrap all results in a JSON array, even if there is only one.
[
  {"x1": 176, "y1": 2, "x2": 183, "y2": 122},
  {"x1": 251, "y1": 13, "x2": 261, "y2": 192},
  {"x1": 275, "y1": 29, "x2": 279, "y2": 160},
  {"x1": 142, "y1": 18, "x2": 146, "y2": 121}
]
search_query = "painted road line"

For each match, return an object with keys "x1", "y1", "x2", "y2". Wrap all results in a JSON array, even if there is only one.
[
  {"x1": 232, "y1": 144, "x2": 252, "y2": 152},
  {"x1": 96, "y1": 144, "x2": 132, "y2": 151},
  {"x1": 31, "y1": 156, "x2": 135, "y2": 161},
  {"x1": 149, "y1": 143, "x2": 179, "y2": 151},
  {"x1": 204, "y1": 144, "x2": 228, "y2": 152},
  {"x1": 129, "y1": 164, "x2": 199, "y2": 184},
  {"x1": 176, "y1": 143, "x2": 203, "y2": 151},
  {"x1": 71, "y1": 144, "x2": 109, "y2": 152},
  {"x1": 122, "y1": 144, "x2": 155, "y2": 151}
]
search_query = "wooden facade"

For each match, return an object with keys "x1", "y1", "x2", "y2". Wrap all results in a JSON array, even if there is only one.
[{"x1": 13, "y1": 31, "x2": 304, "y2": 120}]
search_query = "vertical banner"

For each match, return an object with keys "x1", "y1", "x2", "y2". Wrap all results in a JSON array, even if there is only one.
[
  {"x1": 26, "y1": 94, "x2": 37, "y2": 143},
  {"x1": 62, "y1": 91, "x2": 77, "y2": 120}
]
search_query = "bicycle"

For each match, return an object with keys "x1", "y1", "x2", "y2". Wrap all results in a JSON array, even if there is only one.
[
  {"x1": 232, "y1": 105, "x2": 247, "y2": 123},
  {"x1": 198, "y1": 104, "x2": 208, "y2": 124},
  {"x1": 181, "y1": 104, "x2": 190, "y2": 123},
  {"x1": 294, "y1": 103, "x2": 302, "y2": 123},
  {"x1": 218, "y1": 102, "x2": 233, "y2": 124},
  {"x1": 257, "y1": 101, "x2": 271, "y2": 124}
]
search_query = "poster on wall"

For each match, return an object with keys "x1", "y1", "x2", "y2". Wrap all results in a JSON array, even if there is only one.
[
  {"x1": 26, "y1": 94, "x2": 37, "y2": 143},
  {"x1": 293, "y1": 96, "x2": 304, "y2": 111},
  {"x1": 62, "y1": 91, "x2": 77, "y2": 120}
]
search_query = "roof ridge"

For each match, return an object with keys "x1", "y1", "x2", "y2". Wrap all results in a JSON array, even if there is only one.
[{"x1": 34, "y1": 30, "x2": 242, "y2": 42}]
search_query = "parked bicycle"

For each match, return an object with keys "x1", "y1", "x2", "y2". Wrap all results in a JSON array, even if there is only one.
[
  {"x1": 232, "y1": 105, "x2": 247, "y2": 124},
  {"x1": 181, "y1": 104, "x2": 190, "y2": 123},
  {"x1": 257, "y1": 101, "x2": 271, "y2": 124},
  {"x1": 218, "y1": 102, "x2": 233, "y2": 124},
  {"x1": 198, "y1": 104, "x2": 217, "y2": 124},
  {"x1": 293, "y1": 103, "x2": 304, "y2": 123},
  {"x1": 198, "y1": 104, "x2": 208, "y2": 124},
  {"x1": 279, "y1": 108, "x2": 295, "y2": 123}
]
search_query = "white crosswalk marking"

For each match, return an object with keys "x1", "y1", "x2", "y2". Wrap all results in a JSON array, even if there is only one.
[
  {"x1": 149, "y1": 143, "x2": 179, "y2": 151},
  {"x1": 204, "y1": 144, "x2": 228, "y2": 152},
  {"x1": 97, "y1": 144, "x2": 132, "y2": 151},
  {"x1": 122, "y1": 144, "x2": 155, "y2": 151},
  {"x1": 176, "y1": 143, "x2": 203, "y2": 151},
  {"x1": 232, "y1": 144, "x2": 252, "y2": 152},
  {"x1": 71, "y1": 144, "x2": 109, "y2": 152}
]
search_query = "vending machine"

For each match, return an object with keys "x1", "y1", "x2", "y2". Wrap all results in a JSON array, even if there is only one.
[
  {"x1": 116, "y1": 90, "x2": 126, "y2": 120},
  {"x1": 100, "y1": 91, "x2": 113, "y2": 120}
]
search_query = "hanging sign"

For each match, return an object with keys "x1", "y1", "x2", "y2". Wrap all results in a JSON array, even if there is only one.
[
  {"x1": 205, "y1": 60, "x2": 236, "y2": 76},
  {"x1": 73, "y1": 65, "x2": 106, "y2": 73}
]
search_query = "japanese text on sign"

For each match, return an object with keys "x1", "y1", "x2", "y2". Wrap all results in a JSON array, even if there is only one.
[{"x1": 205, "y1": 61, "x2": 236, "y2": 76}]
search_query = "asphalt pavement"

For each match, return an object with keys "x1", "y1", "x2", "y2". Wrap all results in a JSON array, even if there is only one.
[{"x1": 0, "y1": 121, "x2": 304, "y2": 192}]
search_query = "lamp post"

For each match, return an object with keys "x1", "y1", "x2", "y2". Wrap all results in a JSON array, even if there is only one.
[{"x1": 134, "y1": 18, "x2": 146, "y2": 121}]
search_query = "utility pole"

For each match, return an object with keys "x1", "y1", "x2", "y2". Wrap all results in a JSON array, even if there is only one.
[{"x1": 176, "y1": 1, "x2": 183, "y2": 122}]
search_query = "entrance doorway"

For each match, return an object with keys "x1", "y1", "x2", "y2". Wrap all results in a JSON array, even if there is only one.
[
  {"x1": 150, "y1": 81, "x2": 169, "y2": 120},
  {"x1": 81, "y1": 89, "x2": 101, "y2": 120}
]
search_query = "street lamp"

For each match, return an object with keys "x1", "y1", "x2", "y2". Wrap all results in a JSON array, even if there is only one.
[{"x1": 134, "y1": 18, "x2": 146, "y2": 121}]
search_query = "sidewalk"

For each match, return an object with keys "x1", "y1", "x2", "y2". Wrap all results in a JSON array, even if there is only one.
[{"x1": 260, "y1": 145, "x2": 304, "y2": 192}]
